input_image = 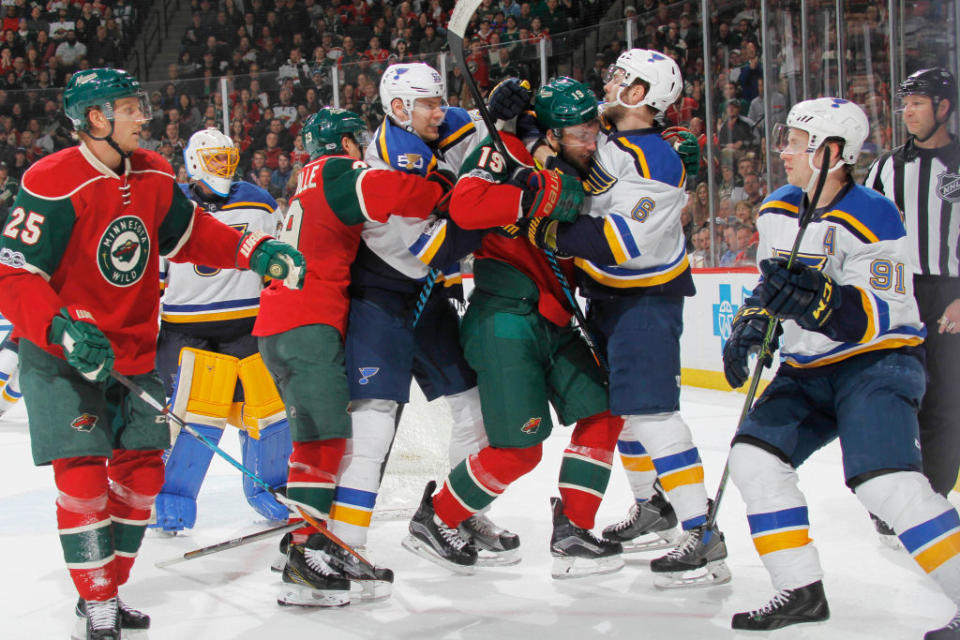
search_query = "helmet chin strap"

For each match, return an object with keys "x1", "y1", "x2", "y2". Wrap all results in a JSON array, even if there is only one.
[
  {"x1": 86, "y1": 118, "x2": 131, "y2": 162},
  {"x1": 804, "y1": 145, "x2": 841, "y2": 194},
  {"x1": 911, "y1": 111, "x2": 946, "y2": 144}
]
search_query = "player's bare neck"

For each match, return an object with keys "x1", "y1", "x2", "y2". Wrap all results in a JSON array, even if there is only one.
[
  {"x1": 613, "y1": 109, "x2": 653, "y2": 132},
  {"x1": 84, "y1": 137, "x2": 124, "y2": 174},
  {"x1": 806, "y1": 174, "x2": 847, "y2": 207}
]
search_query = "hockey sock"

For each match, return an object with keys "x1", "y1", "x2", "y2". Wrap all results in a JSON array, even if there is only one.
[
  {"x1": 0, "y1": 367, "x2": 20, "y2": 412},
  {"x1": 729, "y1": 443, "x2": 823, "y2": 590},
  {"x1": 107, "y1": 449, "x2": 164, "y2": 586},
  {"x1": 445, "y1": 387, "x2": 489, "y2": 468},
  {"x1": 616, "y1": 418, "x2": 658, "y2": 503},
  {"x1": 558, "y1": 411, "x2": 621, "y2": 530},
  {"x1": 625, "y1": 412, "x2": 709, "y2": 530},
  {"x1": 287, "y1": 438, "x2": 346, "y2": 541},
  {"x1": 856, "y1": 471, "x2": 960, "y2": 603},
  {"x1": 52, "y1": 456, "x2": 117, "y2": 601},
  {"x1": 433, "y1": 444, "x2": 542, "y2": 529}
]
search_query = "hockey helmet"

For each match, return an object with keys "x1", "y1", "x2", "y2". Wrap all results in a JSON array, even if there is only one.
[
  {"x1": 379, "y1": 63, "x2": 445, "y2": 124},
  {"x1": 604, "y1": 49, "x2": 682, "y2": 112},
  {"x1": 184, "y1": 128, "x2": 239, "y2": 196},
  {"x1": 63, "y1": 67, "x2": 152, "y2": 132},
  {"x1": 534, "y1": 77, "x2": 598, "y2": 132},
  {"x1": 773, "y1": 97, "x2": 868, "y2": 165},
  {"x1": 301, "y1": 107, "x2": 369, "y2": 159},
  {"x1": 899, "y1": 67, "x2": 957, "y2": 115}
]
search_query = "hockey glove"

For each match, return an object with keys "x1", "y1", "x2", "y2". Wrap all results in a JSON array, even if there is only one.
[
  {"x1": 527, "y1": 216, "x2": 561, "y2": 253},
  {"x1": 661, "y1": 126, "x2": 700, "y2": 178},
  {"x1": 757, "y1": 258, "x2": 839, "y2": 330},
  {"x1": 487, "y1": 77, "x2": 532, "y2": 122},
  {"x1": 722, "y1": 305, "x2": 781, "y2": 389},
  {"x1": 239, "y1": 231, "x2": 306, "y2": 290},
  {"x1": 512, "y1": 167, "x2": 584, "y2": 223},
  {"x1": 426, "y1": 168, "x2": 457, "y2": 216},
  {"x1": 49, "y1": 306, "x2": 114, "y2": 383}
]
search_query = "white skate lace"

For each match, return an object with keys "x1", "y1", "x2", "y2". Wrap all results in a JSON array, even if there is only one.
[
  {"x1": 304, "y1": 548, "x2": 338, "y2": 576},
  {"x1": 468, "y1": 514, "x2": 503, "y2": 536},
  {"x1": 749, "y1": 590, "x2": 793, "y2": 617},
  {"x1": 946, "y1": 612, "x2": 960, "y2": 630},
  {"x1": 611, "y1": 503, "x2": 642, "y2": 532},
  {"x1": 664, "y1": 527, "x2": 702, "y2": 559},
  {"x1": 437, "y1": 517, "x2": 469, "y2": 551},
  {"x1": 86, "y1": 597, "x2": 119, "y2": 630}
]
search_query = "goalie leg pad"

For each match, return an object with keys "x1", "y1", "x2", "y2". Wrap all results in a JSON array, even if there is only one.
[
  {"x1": 433, "y1": 444, "x2": 542, "y2": 528},
  {"x1": 52, "y1": 456, "x2": 117, "y2": 601},
  {"x1": 240, "y1": 420, "x2": 292, "y2": 522},
  {"x1": 445, "y1": 386, "x2": 488, "y2": 468},
  {"x1": 329, "y1": 398, "x2": 397, "y2": 548},
  {"x1": 154, "y1": 424, "x2": 223, "y2": 532},
  {"x1": 559, "y1": 410, "x2": 621, "y2": 530},
  {"x1": 625, "y1": 412, "x2": 709, "y2": 530},
  {"x1": 729, "y1": 442, "x2": 823, "y2": 591},
  {"x1": 108, "y1": 449, "x2": 164, "y2": 586},
  {"x1": 855, "y1": 471, "x2": 960, "y2": 603}
]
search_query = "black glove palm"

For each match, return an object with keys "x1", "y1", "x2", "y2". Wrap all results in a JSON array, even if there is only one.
[{"x1": 722, "y1": 305, "x2": 781, "y2": 389}]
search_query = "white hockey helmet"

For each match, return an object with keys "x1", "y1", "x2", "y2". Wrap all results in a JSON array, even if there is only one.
[
  {"x1": 184, "y1": 127, "x2": 239, "y2": 196},
  {"x1": 777, "y1": 97, "x2": 869, "y2": 165},
  {"x1": 379, "y1": 62, "x2": 445, "y2": 125},
  {"x1": 605, "y1": 48, "x2": 682, "y2": 112}
]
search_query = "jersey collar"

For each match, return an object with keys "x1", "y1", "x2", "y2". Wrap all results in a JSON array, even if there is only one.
[{"x1": 79, "y1": 140, "x2": 131, "y2": 179}]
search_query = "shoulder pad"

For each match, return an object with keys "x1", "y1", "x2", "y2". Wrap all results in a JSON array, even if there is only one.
[
  {"x1": 610, "y1": 132, "x2": 684, "y2": 187},
  {"x1": 128, "y1": 148, "x2": 175, "y2": 177},
  {"x1": 372, "y1": 117, "x2": 436, "y2": 176},
  {"x1": 821, "y1": 184, "x2": 906, "y2": 243},
  {"x1": 229, "y1": 181, "x2": 278, "y2": 211},
  {"x1": 437, "y1": 107, "x2": 476, "y2": 151},
  {"x1": 20, "y1": 147, "x2": 104, "y2": 200},
  {"x1": 758, "y1": 185, "x2": 803, "y2": 218}
]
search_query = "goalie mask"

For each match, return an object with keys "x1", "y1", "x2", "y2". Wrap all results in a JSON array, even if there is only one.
[
  {"x1": 184, "y1": 128, "x2": 239, "y2": 196},
  {"x1": 603, "y1": 49, "x2": 682, "y2": 112},
  {"x1": 379, "y1": 62, "x2": 446, "y2": 131}
]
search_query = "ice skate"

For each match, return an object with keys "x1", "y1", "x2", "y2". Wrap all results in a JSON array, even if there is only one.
[
  {"x1": 459, "y1": 513, "x2": 521, "y2": 567},
  {"x1": 305, "y1": 533, "x2": 394, "y2": 601},
  {"x1": 277, "y1": 536, "x2": 351, "y2": 607},
  {"x1": 77, "y1": 597, "x2": 150, "y2": 630},
  {"x1": 550, "y1": 497, "x2": 624, "y2": 579},
  {"x1": 602, "y1": 491, "x2": 681, "y2": 553},
  {"x1": 650, "y1": 521, "x2": 731, "y2": 588},
  {"x1": 731, "y1": 580, "x2": 830, "y2": 630},
  {"x1": 403, "y1": 481, "x2": 478, "y2": 574},
  {"x1": 71, "y1": 597, "x2": 120, "y2": 640},
  {"x1": 927, "y1": 610, "x2": 960, "y2": 639},
  {"x1": 870, "y1": 512, "x2": 902, "y2": 550}
]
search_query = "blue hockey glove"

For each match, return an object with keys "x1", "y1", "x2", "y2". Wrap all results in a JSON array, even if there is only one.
[
  {"x1": 722, "y1": 305, "x2": 781, "y2": 389},
  {"x1": 487, "y1": 77, "x2": 532, "y2": 122},
  {"x1": 757, "y1": 258, "x2": 839, "y2": 330},
  {"x1": 239, "y1": 232, "x2": 306, "y2": 290},
  {"x1": 49, "y1": 306, "x2": 114, "y2": 382}
]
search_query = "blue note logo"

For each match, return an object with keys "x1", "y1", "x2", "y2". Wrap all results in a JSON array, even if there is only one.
[{"x1": 358, "y1": 367, "x2": 380, "y2": 385}]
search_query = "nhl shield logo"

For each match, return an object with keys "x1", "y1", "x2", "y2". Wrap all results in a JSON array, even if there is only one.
[
  {"x1": 70, "y1": 413, "x2": 98, "y2": 432},
  {"x1": 521, "y1": 417, "x2": 542, "y2": 434},
  {"x1": 97, "y1": 215, "x2": 150, "y2": 287},
  {"x1": 937, "y1": 171, "x2": 960, "y2": 203}
]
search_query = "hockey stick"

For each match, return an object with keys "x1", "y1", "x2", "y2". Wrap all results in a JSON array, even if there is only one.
[
  {"x1": 411, "y1": 267, "x2": 440, "y2": 327},
  {"x1": 155, "y1": 520, "x2": 303, "y2": 569},
  {"x1": 446, "y1": 0, "x2": 607, "y2": 372},
  {"x1": 111, "y1": 371, "x2": 378, "y2": 578},
  {"x1": 705, "y1": 145, "x2": 833, "y2": 529}
]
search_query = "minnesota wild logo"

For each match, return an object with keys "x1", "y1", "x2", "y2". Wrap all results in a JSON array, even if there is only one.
[{"x1": 97, "y1": 215, "x2": 150, "y2": 286}]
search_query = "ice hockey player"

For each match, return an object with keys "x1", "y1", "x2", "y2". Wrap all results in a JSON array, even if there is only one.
[
  {"x1": 0, "y1": 67, "x2": 303, "y2": 640},
  {"x1": 254, "y1": 107, "x2": 453, "y2": 606},
  {"x1": 402, "y1": 75, "x2": 628, "y2": 579},
  {"x1": 329, "y1": 61, "x2": 519, "y2": 566},
  {"x1": 723, "y1": 97, "x2": 960, "y2": 639},
  {"x1": 152, "y1": 127, "x2": 290, "y2": 534},
  {"x1": 0, "y1": 323, "x2": 21, "y2": 417},
  {"x1": 524, "y1": 49, "x2": 728, "y2": 589}
]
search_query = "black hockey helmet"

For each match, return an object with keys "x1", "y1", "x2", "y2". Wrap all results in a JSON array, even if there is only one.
[{"x1": 899, "y1": 68, "x2": 957, "y2": 115}]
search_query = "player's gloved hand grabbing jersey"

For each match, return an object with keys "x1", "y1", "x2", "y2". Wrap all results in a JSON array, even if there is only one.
[
  {"x1": 487, "y1": 77, "x2": 532, "y2": 122},
  {"x1": 510, "y1": 167, "x2": 584, "y2": 222},
  {"x1": 661, "y1": 126, "x2": 700, "y2": 177},
  {"x1": 757, "y1": 258, "x2": 839, "y2": 331},
  {"x1": 49, "y1": 306, "x2": 115, "y2": 382},
  {"x1": 722, "y1": 304, "x2": 782, "y2": 388},
  {"x1": 236, "y1": 231, "x2": 306, "y2": 290},
  {"x1": 426, "y1": 168, "x2": 457, "y2": 216}
]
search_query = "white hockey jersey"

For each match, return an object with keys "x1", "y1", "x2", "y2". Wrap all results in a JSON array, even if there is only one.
[
  {"x1": 361, "y1": 107, "x2": 486, "y2": 279},
  {"x1": 756, "y1": 183, "x2": 925, "y2": 368},
  {"x1": 160, "y1": 181, "x2": 278, "y2": 325},
  {"x1": 578, "y1": 126, "x2": 692, "y2": 293}
]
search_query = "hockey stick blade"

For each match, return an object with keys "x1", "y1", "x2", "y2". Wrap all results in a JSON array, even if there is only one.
[
  {"x1": 110, "y1": 371, "x2": 379, "y2": 578},
  {"x1": 155, "y1": 520, "x2": 303, "y2": 568}
]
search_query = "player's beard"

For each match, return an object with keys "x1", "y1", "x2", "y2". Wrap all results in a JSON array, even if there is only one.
[{"x1": 601, "y1": 102, "x2": 628, "y2": 126}]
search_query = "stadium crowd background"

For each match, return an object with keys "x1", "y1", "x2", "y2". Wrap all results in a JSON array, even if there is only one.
[{"x1": 0, "y1": 0, "x2": 952, "y2": 267}]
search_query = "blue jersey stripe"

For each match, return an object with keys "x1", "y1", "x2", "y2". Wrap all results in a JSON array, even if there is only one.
[
  {"x1": 653, "y1": 448, "x2": 701, "y2": 473},
  {"x1": 162, "y1": 297, "x2": 261, "y2": 313},
  {"x1": 900, "y1": 509, "x2": 960, "y2": 553},
  {"x1": 616, "y1": 440, "x2": 648, "y2": 455},
  {"x1": 333, "y1": 486, "x2": 378, "y2": 509},
  {"x1": 747, "y1": 506, "x2": 810, "y2": 535}
]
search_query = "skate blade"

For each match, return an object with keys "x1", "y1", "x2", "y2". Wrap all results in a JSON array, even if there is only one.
[
  {"x1": 475, "y1": 547, "x2": 522, "y2": 567},
  {"x1": 551, "y1": 553, "x2": 625, "y2": 580},
  {"x1": 277, "y1": 583, "x2": 351, "y2": 607},
  {"x1": 401, "y1": 535, "x2": 476, "y2": 575},
  {"x1": 653, "y1": 560, "x2": 732, "y2": 589},
  {"x1": 70, "y1": 618, "x2": 147, "y2": 639},
  {"x1": 270, "y1": 551, "x2": 287, "y2": 573},
  {"x1": 350, "y1": 578, "x2": 393, "y2": 601},
  {"x1": 621, "y1": 528, "x2": 682, "y2": 554}
]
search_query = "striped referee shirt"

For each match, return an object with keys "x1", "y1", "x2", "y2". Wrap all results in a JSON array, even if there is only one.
[{"x1": 865, "y1": 137, "x2": 960, "y2": 277}]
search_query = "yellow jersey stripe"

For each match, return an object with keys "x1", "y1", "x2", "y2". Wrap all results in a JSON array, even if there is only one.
[
  {"x1": 760, "y1": 200, "x2": 800, "y2": 214},
  {"x1": 822, "y1": 210, "x2": 880, "y2": 243},
  {"x1": 617, "y1": 138, "x2": 651, "y2": 178},
  {"x1": 161, "y1": 308, "x2": 259, "y2": 323},
  {"x1": 220, "y1": 201, "x2": 275, "y2": 213},
  {"x1": 783, "y1": 336, "x2": 924, "y2": 368},
  {"x1": 416, "y1": 222, "x2": 447, "y2": 265},
  {"x1": 575, "y1": 254, "x2": 690, "y2": 288},
  {"x1": 914, "y1": 530, "x2": 960, "y2": 573},
  {"x1": 603, "y1": 218, "x2": 629, "y2": 264},
  {"x1": 753, "y1": 529, "x2": 813, "y2": 556}
]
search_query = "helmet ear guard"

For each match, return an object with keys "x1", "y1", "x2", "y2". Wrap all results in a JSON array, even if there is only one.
[{"x1": 301, "y1": 107, "x2": 367, "y2": 159}]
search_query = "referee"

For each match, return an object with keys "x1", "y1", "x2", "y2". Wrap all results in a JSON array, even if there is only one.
[{"x1": 866, "y1": 67, "x2": 960, "y2": 504}]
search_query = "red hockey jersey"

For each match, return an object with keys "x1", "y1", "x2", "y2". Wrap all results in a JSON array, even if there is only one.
[{"x1": 0, "y1": 143, "x2": 252, "y2": 374}]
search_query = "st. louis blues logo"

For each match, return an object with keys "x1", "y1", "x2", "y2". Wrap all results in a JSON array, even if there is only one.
[
  {"x1": 937, "y1": 171, "x2": 960, "y2": 203},
  {"x1": 358, "y1": 367, "x2": 380, "y2": 385}
]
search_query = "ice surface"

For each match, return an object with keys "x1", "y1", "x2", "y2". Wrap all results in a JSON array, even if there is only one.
[{"x1": 1, "y1": 387, "x2": 955, "y2": 639}]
